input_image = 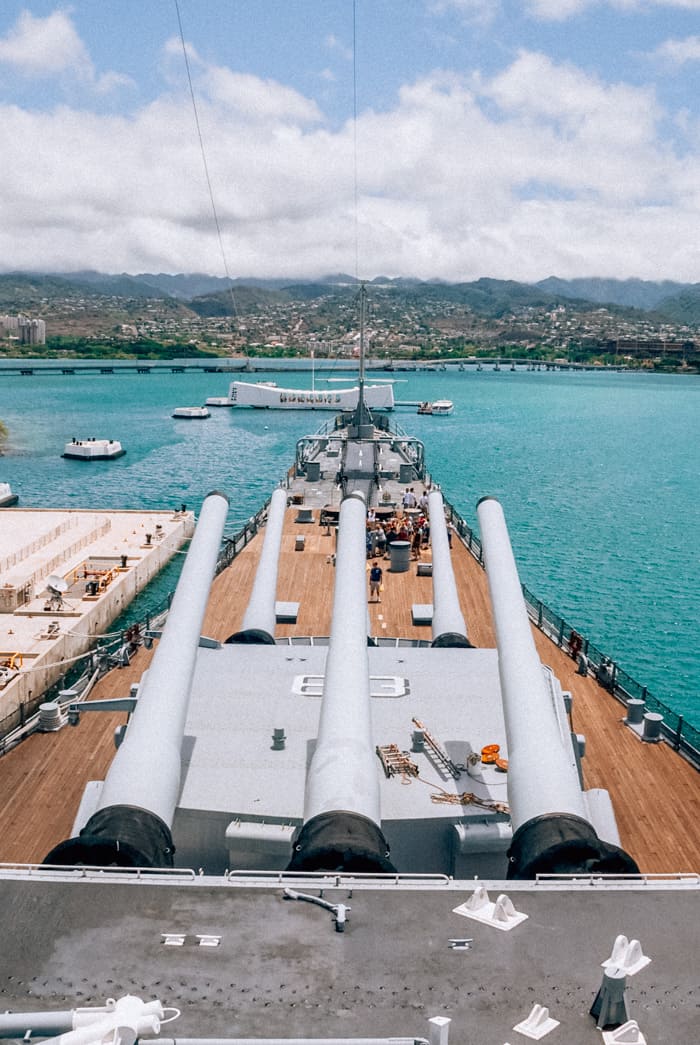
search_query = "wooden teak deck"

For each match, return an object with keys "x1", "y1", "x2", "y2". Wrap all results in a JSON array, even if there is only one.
[{"x1": 0, "y1": 505, "x2": 698, "y2": 874}]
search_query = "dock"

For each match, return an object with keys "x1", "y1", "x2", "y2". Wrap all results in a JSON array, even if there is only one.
[
  {"x1": 0, "y1": 507, "x2": 194, "y2": 735},
  {"x1": 0, "y1": 502, "x2": 697, "y2": 873}
]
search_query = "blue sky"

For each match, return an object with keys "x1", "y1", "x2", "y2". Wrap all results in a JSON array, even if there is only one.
[{"x1": 1, "y1": 1, "x2": 699, "y2": 281}]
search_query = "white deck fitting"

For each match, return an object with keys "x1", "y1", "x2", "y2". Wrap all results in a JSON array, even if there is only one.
[
  {"x1": 512, "y1": 1004, "x2": 560, "y2": 1040},
  {"x1": 453, "y1": 885, "x2": 528, "y2": 931},
  {"x1": 602, "y1": 1021, "x2": 647, "y2": 1044},
  {"x1": 602, "y1": 935, "x2": 651, "y2": 976}
]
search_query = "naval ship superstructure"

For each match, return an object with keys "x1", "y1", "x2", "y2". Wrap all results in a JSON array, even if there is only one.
[{"x1": 0, "y1": 381, "x2": 698, "y2": 1045}]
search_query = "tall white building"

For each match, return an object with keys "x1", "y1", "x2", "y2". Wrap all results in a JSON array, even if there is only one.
[{"x1": 0, "y1": 314, "x2": 46, "y2": 345}]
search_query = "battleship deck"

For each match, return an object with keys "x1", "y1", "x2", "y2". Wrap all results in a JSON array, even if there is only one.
[
  {"x1": 0, "y1": 504, "x2": 698, "y2": 873},
  {"x1": 0, "y1": 872, "x2": 697, "y2": 1044}
]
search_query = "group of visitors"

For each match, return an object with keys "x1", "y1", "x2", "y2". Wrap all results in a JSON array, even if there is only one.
[
  {"x1": 364, "y1": 487, "x2": 457, "y2": 604},
  {"x1": 366, "y1": 512, "x2": 430, "y2": 562}
]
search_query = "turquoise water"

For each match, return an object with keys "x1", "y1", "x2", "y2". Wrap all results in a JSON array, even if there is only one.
[{"x1": 1, "y1": 367, "x2": 698, "y2": 728}]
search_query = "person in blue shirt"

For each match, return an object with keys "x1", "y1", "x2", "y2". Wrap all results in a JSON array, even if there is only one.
[{"x1": 369, "y1": 560, "x2": 383, "y2": 602}]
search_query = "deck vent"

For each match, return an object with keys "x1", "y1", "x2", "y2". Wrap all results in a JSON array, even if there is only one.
[
  {"x1": 38, "y1": 701, "x2": 66, "y2": 732},
  {"x1": 625, "y1": 699, "x2": 646, "y2": 726},
  {"x1": 642, "y1": 712, "x2": 663, "y2": 742}
]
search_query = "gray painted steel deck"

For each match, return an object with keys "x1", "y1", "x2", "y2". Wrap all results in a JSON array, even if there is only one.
[{"x1": 0, "y1": 875, "x2": 696, "y2": 1043}]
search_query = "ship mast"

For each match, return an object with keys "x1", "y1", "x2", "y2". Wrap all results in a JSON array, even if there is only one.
[
  {"x1": 358, "y1": 281, "x2": 366, "y2": 410},
  {"x1": 351, "y1": 282, "x2": 373, "y2": 436}
]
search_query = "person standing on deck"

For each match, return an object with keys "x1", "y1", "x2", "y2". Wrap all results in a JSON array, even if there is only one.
[{"x1": 369, "y1": 560, "x2": 383, "y2": 603}]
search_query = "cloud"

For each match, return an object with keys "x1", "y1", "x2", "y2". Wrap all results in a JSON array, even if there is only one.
[
  {"x1": 526, "y1": 0, "x2": 700, "y2": 21},
  {"x1": 0, "y1": 9, "x2": 91, "y2": 76},
  {"x1": 650, "y1": 34, "x2": 700, "y2": 66},
  {"x1": 324, "y1": 34, "x2": 353, "y2": 62},
  {"x1": 201, "y1": 67, "x2": 322, "y2": 124},
  {"x1": 0, "y1": 48, "x2": 698, "y2": 282},
  {"x1": 483, "y1": 50, "x2": 661, "y2": 152},
  {"x1": 0, "y1": 8, "x2": 132, "y2": 92},
  {"x1": 429, "y1": 0, "x2": 502, "y2": 25}
]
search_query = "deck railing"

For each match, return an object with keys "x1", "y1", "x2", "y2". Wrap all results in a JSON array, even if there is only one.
[{"x1": 441, "y1": 494, "x2": 700, "y2": 767}]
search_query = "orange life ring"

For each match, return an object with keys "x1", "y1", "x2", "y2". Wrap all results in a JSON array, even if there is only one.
[{"x1": 481, "y1": 743, "x2": 500, "y2": 763}]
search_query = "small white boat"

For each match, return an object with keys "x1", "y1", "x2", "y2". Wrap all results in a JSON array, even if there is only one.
[
  {"x1": 172, "y1": 406, "x2": 211, "y2": 419},
  {"x1": 0, "y1": 482, "x2": 18, "y2": 507},
  {"x1": 205, "y1": 397, "x2": 233, "y2": 407},
  {"x1": 62, "y1": 438, "x2": 126, "y2": 460},
  {"x1": 417, "y1": 399, "x2": 453, "y2": 416}
]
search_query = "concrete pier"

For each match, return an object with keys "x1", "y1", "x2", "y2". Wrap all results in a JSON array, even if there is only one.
[{"x1": 0, "y1": 507, "x2": 194, "y2": 735}]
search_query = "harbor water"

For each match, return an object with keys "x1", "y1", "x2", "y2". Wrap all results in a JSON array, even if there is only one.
[{"x1": 0, "y1": 366, "x2": 697, "y2": 728}]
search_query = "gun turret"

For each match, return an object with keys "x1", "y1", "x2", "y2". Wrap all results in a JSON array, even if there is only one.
[
  {"x1": 227, "y1": 487, "x2": 287, "y2": 644},
  {"x1": 288, "y1": 492, "x2": 394, "y2": 873},
  {"x1": 44, "y1": 491, "x2": 229, "y2": 868},
  {"x1": 477, "y1": 496, "x2": 638, "y2": 878},
  {"x1": 428, "y1": 490, "x2": 470, "y2": 647}
]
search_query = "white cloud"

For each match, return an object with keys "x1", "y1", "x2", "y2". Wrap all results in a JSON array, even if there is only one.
[
  {"x1": 201, "y1": 67, "x2": 322, "y2": 124},
  {"x1": 484, "y1": 51, "x2": 661, "y2": 151},
  {"x1": 0, "y1": 48, "x2": 698, "y2": 282},
  {"x1": 324, "y1": 34, "x2": 353, "y2": 61},
  {"x1": 0, "y1": 9, "x2": 133, "y2": 93},
  {"x1": 429, "y1": 0, "x2": 502, "y2": 25},
  {"x1": 650, "y1": 34, "x2": 700, "y2": 66},
  {"x1": 0, "y1": 9, "x2": 91, "y2": 76},
  {"x1": 527, "y1": 0, "x2": 700, "y2": 21}
]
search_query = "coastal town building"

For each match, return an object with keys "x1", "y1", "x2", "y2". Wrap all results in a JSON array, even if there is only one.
[{"x1": 0, "y1": 314, "x2": 46, "y2": 345}]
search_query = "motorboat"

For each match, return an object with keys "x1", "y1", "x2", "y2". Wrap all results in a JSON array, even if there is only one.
[
  {"x1": 172, "y1": 406, "x2": 211, "y2": 419},
  {"x1": 0, "y1": 482, "x2": 18, "y2": 507},
  {"x1": 417, "y1": 399, "x2": 454, "y2": 415},
  {"x1": 61, "y1": 438, "x2": 125, "y2": 460}
]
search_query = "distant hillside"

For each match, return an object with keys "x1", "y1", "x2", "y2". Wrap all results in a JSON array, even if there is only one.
[
  {"x1": 141, "y1": 273, "x2": 338, "y2": 297},
  {"x1": 375, "y1": 278, "x2": 588, "y2": 318},
  {"x1": 3, "y1": 269, "x2": 698, "y2": 326},
  {"x1": 536, "y1": 276, "x2": 691, "y2": 311},
  {"x1": 185, "y1": 277, "x2": 577, "y2": 318},
  {"x1": 0, "y1": 273, "x2": 95, "y2": 309},
  {"x1": 63, "y1": 270, "x2": 169, "y2": 298},
  {"x1": 187, "y1": 285, "x2": 290, "y2": 317},
  {"x1": 133, "y1": 273, "x2": 233, "y2": 299},
  {"x1": 655, "y1": 284, "x2": 700, "y2": 325},
  {"x1": 0, "y1": 271, "x2": 171, "y2": 306}
]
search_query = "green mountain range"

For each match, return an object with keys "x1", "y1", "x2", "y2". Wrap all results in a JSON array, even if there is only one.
[{"x1": 1, "y1": 271, "x2": 699, "y2": 325}]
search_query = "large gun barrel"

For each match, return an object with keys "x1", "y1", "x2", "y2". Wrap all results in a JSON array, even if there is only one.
[
  {"x1": 289, "y1": 492, "x2": 393, "y2": 873},
  {"x1": 477, "y1": 496, "x2": 638, "y2": 878},
  {"x1": 428, "y1": 490, "x2": 470, "y2": 647},
  {"x1": 227, "y1": 487, "x2": 287, "y2": 644},
  {"x1": 45, "y1": 490, "x2": 230, "y2": 868}
]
